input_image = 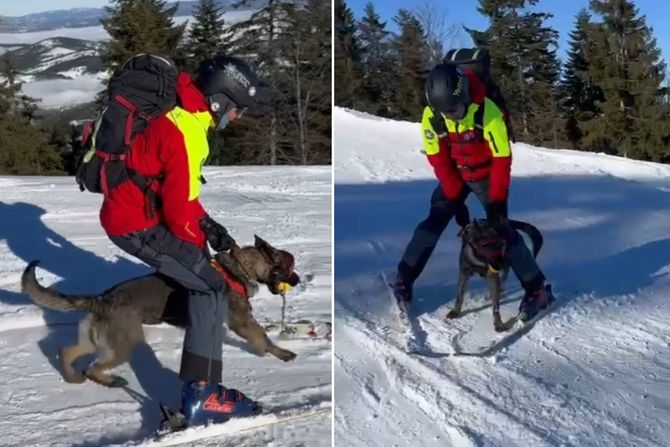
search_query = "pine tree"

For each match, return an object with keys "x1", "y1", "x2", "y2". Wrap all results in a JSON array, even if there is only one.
[
  {"x1": 0, "y1": 57, "x2": 21, "y2": 116},
  {"x1": 584, "y1": 0, "x2": 667, "y2": 161},
  {"x1": 560, "y1": 9, "x2": 604, "y2": 149},
  {"x1": 334, "y1": 0, "x2": 364, "y2": 108},
  {"x1": 216, "y1": 0, "x2": 331, "y2": 165},
  {"x1": 0, "y1": 57, "x2": 63, "y2": 175},
  {"x1": 468, "y1": 0, "x2": 562, "y2": 146},
  {"x1": 221, "y1": 0, "x2": 293, "y2": 165},
  {"x1": 186, "y1": 0, "x2": 226, "y2": 72},
  {"x1": 100, "y1": 0, "x2": 186, "y2": 74},
  {"x1": 357, "y1": 2, "x2": 393, "y2": 115},
  {"x1": 0, "y1": 118, "x2": 64, "y2": 175},
  {"x1": 390, "y1": 9, "x2": 430, "y2": 120},
  {"x1": 275, "y1": 0, "x2": 331, "y2": 164}
]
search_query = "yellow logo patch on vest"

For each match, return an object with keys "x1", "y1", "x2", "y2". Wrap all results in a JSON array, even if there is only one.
[{"x1": 424, "y1": 129, "x2": 436, "y2": 141}]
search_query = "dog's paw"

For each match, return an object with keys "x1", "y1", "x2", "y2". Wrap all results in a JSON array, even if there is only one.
[
  {"x1": 494, "y1": 322, "x2": 511, "y2": 333},
  {"x1": 446, "y1": 309, "x2": 461, "y2": 319},
  {"x1": 278, "y1": 350, "x2": 297, "y2": 362},
  {"x1": 108, "y1": 375, "x2": 129, "y2": 388},
  {"x1": 62, "y1": 371, "x2": 87, "y2": 384}
]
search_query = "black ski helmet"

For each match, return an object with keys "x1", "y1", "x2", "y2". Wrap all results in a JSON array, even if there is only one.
[
  {"x1": 425, "y1": 63, "x2": 470, "y2": 119},
  {"x1": 196, "y1": 56, "x2": 276, "y2": 118}
]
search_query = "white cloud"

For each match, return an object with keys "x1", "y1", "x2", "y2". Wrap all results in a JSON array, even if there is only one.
[{"x1": 21, "y1": 73, "x2": 106, "y2": 108}]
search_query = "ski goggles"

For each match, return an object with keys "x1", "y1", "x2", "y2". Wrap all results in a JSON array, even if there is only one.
[
  {"x1": 441, "y1": 102, "x2": 467, "y2": 121},
  {"x1": 214, "y1": 105, "x2": 248, "y2": 131}
]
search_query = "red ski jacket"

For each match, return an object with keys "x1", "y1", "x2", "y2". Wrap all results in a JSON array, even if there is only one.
[{"x1": 100, "y1": 72, "x2": 214, "y2": 247}]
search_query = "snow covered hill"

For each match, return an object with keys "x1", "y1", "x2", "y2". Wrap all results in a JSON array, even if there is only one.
[
  {"x1": 0, "y1": 166, "x2": 331, "y2": 446},
  {"x1": 0, "y1": 1, "x2": 265, "y2": 33},
  {"x1": 4, "y1": 37, "x2": 104, "y2": 80},
  {"x1": 0, "y1": 10, "x2": 256, "y2": 110},
  {"x1": 334, "y1": 107, "x2": 670, "y2": 446}
]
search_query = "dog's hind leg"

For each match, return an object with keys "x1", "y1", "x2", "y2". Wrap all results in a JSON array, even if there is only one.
[
  {"x1": 59, "y1": 314, "x2": 97, "y2": 384},
  {"x1": 446, "y1": 271, "x2": 470, "y2": 319},
  {"x1": 84, "y1": 347, "x2": 128, "y2": 388}
]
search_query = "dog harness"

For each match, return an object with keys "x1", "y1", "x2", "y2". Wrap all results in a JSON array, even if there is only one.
[{"x1": 210, "y1": 259, "x2": 248, "y2": 298}]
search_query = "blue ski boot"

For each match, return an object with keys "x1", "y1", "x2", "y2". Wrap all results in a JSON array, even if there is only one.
[
  {"x1": 181, "y1": 380, "x2": 261, "y2": 427},
  {"x1": 519, "y1": 284, "x2": 555, "y2": 323}
]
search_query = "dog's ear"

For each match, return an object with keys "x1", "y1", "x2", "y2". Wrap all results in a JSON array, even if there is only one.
[{"x1": 254, "y1": 234, "x2": 277, "y2": 261}]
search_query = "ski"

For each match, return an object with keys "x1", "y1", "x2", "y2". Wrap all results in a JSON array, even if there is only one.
[
  {"x1": 151, "y1": 403, "x2": 331, "y2": 446},
  {"x1": 452, "y1": 300, "x2": 557, "y2": 357},
  {"x1": 264, "y1": 320, "x2": 332, "y2": 341},
  {"x1": 379, "y1": 271, "x2": 423, "y2": 353}
]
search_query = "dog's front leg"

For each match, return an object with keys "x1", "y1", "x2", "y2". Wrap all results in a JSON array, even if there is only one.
[
  {"x1": 230, "y1": 317, "x2": 297, "y2": 362},
  {"x1": 446, "y1": 270, "x2": 469, "y2": 319},
  {"x1": 488, "y1": 272, "x2": 507, "y2": 332}
]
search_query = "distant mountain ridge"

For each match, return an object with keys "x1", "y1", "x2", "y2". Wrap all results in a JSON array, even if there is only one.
[
  {"x1": 0, "y1": 0, "x2": 266, "y2": 33},
  {"x1": 2, "y1": 37, "x2": 104, "y2": 80}
]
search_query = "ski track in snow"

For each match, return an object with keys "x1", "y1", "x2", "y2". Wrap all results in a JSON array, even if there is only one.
[
  {"x1": 334, "y1": 107, "x2": 670, "y2": 447},
  {"x1": 0, "y1": 166, "x2": 331, "y2": 446}
]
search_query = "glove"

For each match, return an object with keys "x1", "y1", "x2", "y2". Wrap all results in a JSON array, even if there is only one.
[
  {"x1": 486, "y1": 201, "x2": 508, "y2": 227},
  {"x1": 448, "y1": 187, "x2": 470, "y2": 228},
  {"x1": 199, "y1": 215, "x2": 236, "y2": 252},
  {"x1": 453, "y1": 201, "x2": 470, "y2": 228}
]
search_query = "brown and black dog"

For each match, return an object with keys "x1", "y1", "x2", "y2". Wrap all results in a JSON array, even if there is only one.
[
  {"x1": 21, "y1": 235, "x2": 300, "y2": 387},
  {"x1": 445, "y1": 219, "x2": 543, "y2": 332}
]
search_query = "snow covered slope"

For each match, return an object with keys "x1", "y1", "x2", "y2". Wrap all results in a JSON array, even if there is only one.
[
  {"x1": 0, "y1": 166, "x2": 331, "y2": 446},
  {"x1": 334, "y1": 107, "x2": 670, "y2": 446}
]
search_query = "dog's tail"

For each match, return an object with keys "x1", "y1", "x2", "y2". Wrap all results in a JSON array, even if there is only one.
[
  {"x1": 21, "y1": 261, "x2": 102, "y2": 313},
  {"x1": 509, "y1": 220, "x2": 543, "y2": 258}
]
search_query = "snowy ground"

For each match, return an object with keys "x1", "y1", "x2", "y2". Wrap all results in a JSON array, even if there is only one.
[
  {"x1": 334, "y1": 107, "x2": 670, "y2": 447},
  {"x1": 0, "y1": 166, "x2": 331, "y2": 446}
]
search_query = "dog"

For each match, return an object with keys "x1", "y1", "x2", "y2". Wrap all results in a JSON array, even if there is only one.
[
  {"x1": 21, "y1": 235, "x2": 301, "y2": 387},
  {"x1": 445, "y1": 219, "x2": 543, "y2": 332}
]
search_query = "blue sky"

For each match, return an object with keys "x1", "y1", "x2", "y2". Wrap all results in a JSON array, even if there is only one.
[{"x1": 347, "y1": 0, "x2": 669, "y2": 67}]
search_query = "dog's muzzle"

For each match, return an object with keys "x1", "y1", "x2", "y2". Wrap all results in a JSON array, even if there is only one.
[{"x1": 269, "y1": 252, "x2": 300, "y2": 295}]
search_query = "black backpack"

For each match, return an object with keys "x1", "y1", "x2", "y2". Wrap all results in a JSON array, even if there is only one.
[
  {"x1": 76, "y1": 54, "x2": 178, "y2": 215},
  {"x1": 443, "y1": 47, "x2": 515, "y2": 142}
]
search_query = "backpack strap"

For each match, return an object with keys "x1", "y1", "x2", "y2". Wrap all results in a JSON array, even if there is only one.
[
  {"x1": 473, "y1": 101, "x2": 485, "y2": 140},
  {"x1": 126, "y1": 167, "x2": 163, "y2": 220},
  {"x1": 428, "y1": 107, "x2": 448, "y2": 137}
]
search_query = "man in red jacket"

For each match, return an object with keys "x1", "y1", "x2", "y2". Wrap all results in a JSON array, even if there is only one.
[
  {"x1": 103, "y1": 57, "x2": 275, "y2": 425},
  {"x1": 393, "y1": 63, "x2": 554, "y2": 323}
]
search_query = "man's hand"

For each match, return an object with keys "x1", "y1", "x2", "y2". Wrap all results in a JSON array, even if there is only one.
[
  {"x1": 199, "y1": 215, "x2": 236, "y2": 252},
  {"x1": 449, "y1": 187, "x2": 470, "y2": 228},
  {"x1": 486, "y1": 201, "x2": 508, "y2": 228}
]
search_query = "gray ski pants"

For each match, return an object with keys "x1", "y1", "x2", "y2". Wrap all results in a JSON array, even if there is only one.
[{"x1": 110, "y1": 224, "x2": 227, "y2": 384}]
